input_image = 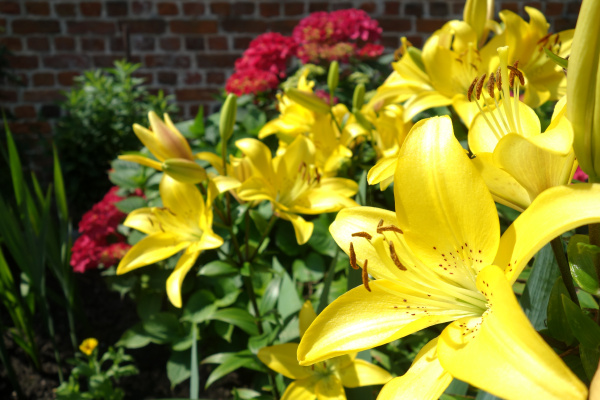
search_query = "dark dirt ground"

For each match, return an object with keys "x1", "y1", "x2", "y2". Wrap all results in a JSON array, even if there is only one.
[{"x1": 0, "y1": 270, "x2": 242, "y2": 400}]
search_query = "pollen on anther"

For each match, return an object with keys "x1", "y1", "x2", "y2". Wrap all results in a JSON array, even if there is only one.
[
  {"x1": 352, "y1": 231, "x2": 373, "y2": 240},
  {"x1": 362, "y1": 259, "x2": 371, "y2": 292},
  {"x1": 349, "y1": 242, "x2": 358, "y2": 270},
  {"x1": 389, "y1": 241, "x2": 407, "y2": 271}
]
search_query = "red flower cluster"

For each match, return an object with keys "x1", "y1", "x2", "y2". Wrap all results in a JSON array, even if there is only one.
[
  {"x1": 293, "y1": 9, "x2": 384, "y2": 64},
  {"x1": 225, "y1": 9, "x2": 384, "y2": 96},
  {"x1": 226, "y1": 33, "x2": 297, "y2": 96},
  {"x1": 71, "y1": 187, "x2": 140, "y2": 273}
]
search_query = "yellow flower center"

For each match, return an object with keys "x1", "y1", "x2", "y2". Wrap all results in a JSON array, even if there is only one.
[{"x1": 277, "y1": 162, "x2": 321, "y2": 206}]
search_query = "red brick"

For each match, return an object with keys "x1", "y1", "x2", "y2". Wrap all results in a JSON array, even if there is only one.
[
  {"x1": 8, "y1": 122, "x2": 51, "y2": 135},
  {"x1": 33, "y1": 73, "x2": 55, "y2": 86},
  {"x1": 7, "y1": 55, "x2": 38, "y2": 68},
  {"x1": 55, "y1": 37, "x2": 75, "y2": 51},
  {"x1": 123, "y1": 20, "x2": 167, "y2": 34},
  {"x1": 158, "y1": 71, "x2": 177, "y2": 85},
  {"x1": 384, "y1": 2, "x2": 400, "y2": 15},
  {"x1": 405, "y1": 35, "x2": 422, "y2": 48},
  {"x1": 566, "y1": 2, "x2": 581, "y2": 14},
  {"x1": 43, "y1": 54, "x2": 90, "y2": 69},
  {"x1": 170, "y1": 20, "x2": 217, "y2": 34},
  {"x1": 57, "y1": 71, "x2": 80, "y2": 86},
  {"x1": 416, "y1": 19, "x2": 446, "y2": 33},
  {"x1": 13, "y1": 19, "x2": 60, "y2": 34},
  {"x1": 132, "y1": 1, "x2": 152, "y2": 14},
  {"x1": 40, "y1": 105, "x2": 61, "y2": 119},
  {"x1": 222, "y1": 19, "x2": 267, "y2": 33},
  {"x1": 553, "y1": 17, "x2": 577, "y2": 31},
  {"x1": 23, "y1": 89, "x2": 63, "y2": 102},
  {"x1": 503, "y1": 3, "x2": 519, "y2": 13},
  {"x1": 27, "y1": 37, "x2": 49, "y2": 51},
  {"x1": 308, "y1": 2, "x2": 328, "y2": 12},
  {"x1": 545, "y1": 2, "x2": 564, "y2": 16},
  {"x1": 260, "y1": 2, "x2": 279, "y2": 17},
  {"x1": 67, "y1": 21, "x2": 115, "y2": 34},
  {"x1": 268, "y1": 19, "x2": 300, "y2": 34},
  {"x1": 360, "y1": 2, "x2": 376, "y2": 13},
  {"x1": 81, "y1": 37, "x2": 105, "y2": 51},
  {"x1": 331, "y1": 2, "x2": 352, "y2": 11},
  {"x1": 404, "y1": 2, "x2": 423, "y2": 17},
  {"x1": 158, "y1": 2, "x2": 178, "y2": 15},
  {"x1": 233, "y1": 36, "x2": 252, "y2": 50},
  {"x1": 176, "y1": 88, "x2": 219, "y2": 102},
  {"x1": 55, "y1": 3, "x2": 76, "y2": 16},
  {"x1": 208, "y1": 36, "x2": 228, "y2": 50},
  {"x1": 233, "y1": 2, "x2": 254, "y2": 15},
  {"x1": 381, "y1": 35, "x2": 400, "y2": 48},
  {"x1": 0, "y1": 37, "x2": 22, "y2": 51},
  {"x1": 284, "y1": 2, "x2": 304, "y2": 15},
  {"x1": 0, "y1": 89, "x2": 17, "y2": 101},
  {"x1": 207, "y1": 72, "x2": 224, "y2": 84},
  {"x1": 378, "y1": 18, "x2": 412, "y2": 32},
  {"x1": 0, "y1": 1, "x2": 20, "y2": 14},
  {"x1": 94, "y1": 55, "x2": 141, "y2": 67},
  {"x1": 429, "y1": 2, "x2": 448, "y2": 16},
  {"x1": 159, "y1": 37, "x2": 180, "y2": 51},
  {"x1": 184, "y1": 72, "x2": 202, "y2": 85},
  {"x1": 196, "y1": 54, "x2": 238, "y2": 68},
  {"x1": 132, "y1": 36, "x2": 154, "y2": 51},
  {"x1": 210, "y1": 2, "x2": 230, "y2": 15},
  {"x1": 132, "y1": 72, "x2": 153, "y2": 84},
  {"x1": 14, "y1": 106, "x2": 36, "y2": 119},
  {"x1": 110, "y1": 37, "x2": 125, "y2": 51},
  {"x1": 107, "y1": 1, "x2": 127, "y2": 16},
  {"x1": 185, "y1": 37, "x2": 205, "y2": 50},
  {"x1": 80, "y1": 2, "x2": 101, "y2": 16},
  {"x1": 525, "y1": 2, "x2": 542, "y2": 11},
  {"x1": 25, "y1": 2, "x2": 49, "y2": 15},
  {"x1": 182, "y1": 3, "x2": 204, "y2": 15},
  {"x1": 145, "y1": 55, "x2": 191, "y2": 68}
]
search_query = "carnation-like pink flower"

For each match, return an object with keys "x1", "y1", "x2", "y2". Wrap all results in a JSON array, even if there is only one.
[
  {"x1": 234, "y1": 32, "x2": 297, "y2": 78},
  {"x1": 574, "y1": 166, "x2": 589, "y2": 182},
  {"x1": 226, "y1": 69, "x2": 280, "y2": 96}
]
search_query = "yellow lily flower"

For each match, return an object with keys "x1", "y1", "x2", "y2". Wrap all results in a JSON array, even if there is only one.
[
  {"x1": 298, "y1": 116, "x2": 600, "y2": 400},
  {"x1": 567, "y1": 0, "x2": 600, "y2": 182},
  {"x1": 119, "y1": 111, "x2": 207, "y2": 183},
  {"x1": 468, "y1": 47, "x2": 576, "y2": 211},
  {"x1": 236, "y1": 136, "x2": 358, "y2": 245},
  {"x1": 116, "y1": 175, "x2": 224, "y2": 308},
  {"x1": 258, "y1": 301, "x2": 392, "y2": 400},
  {"x1": 486, "y1": 7, "x2": 573, "y2": 108}
]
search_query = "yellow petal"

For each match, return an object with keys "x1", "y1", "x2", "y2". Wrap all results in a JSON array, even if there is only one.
[
  {"x1": 159, "y1": 175, "x2": 205, "y2": 217},
  {"x1": 123, "y1": 208, "x2": 161, "y2": 235},
  {"x1": 338, "y1": 359, "x2": 392, "y2": 388},
  {"x1": 315, "y1": 376, "x2": 345, "y2": 400},
  {"x1": 258, "y1": 343, "x2": 313, "y2": 380},
  {"x1": 297, "y1": 279, "x2": 463, "y2": 365},
  {"x1": 437, "y1": 265, "x2": 587, "y2": 400},
  {"x1": 377, "y1": 338, "x2": 452, "y2": 400},
  {"x1": 195, "y1": 151, "x2": 224, "y2": 175},
  {"x1": 133, "y1": 123, "x2": 170, "y2": 162},
  {"x1": 292, "y1": 187, "x2": 358, "y2": 215},
  {"x1": 148, "y1": 111, "x2": 194, "y2": 160},
  {"x1": 237, "y1": 177, "x2": 276, "y2": 203},
  {"x1": 452, "y1": 94, "x2": 484, "y2": 128},
  {"x1": 281, "y1": 377, "x2": 320, "y2": 400},
  {"x1": 394, "y1": 116, "x2": 499, "y2": 280},
  {"x1": 496, "y1": 184, "x2": 600, "y2": 283},
  {"x1": 299, "y1": 301, "x2": 317, "y2": 338},
  {"x1": 470, "y1": 152, "x2": 530, "y2": 212},
  {"x1": 166, "y1": 250, "x2": 200, "y2": 308},
  {"x1": 402, "y1": 91, "x2": 453, "y2": 122},
  {"x1": 118, "y1": 154, "x2": 163, "y2": 171},
  {"x1": 278, "y1": 212, "x2": 314, "y2": 245},
  {"x1": 236, "y1": 138, "x2": 276, "y2": 183},
  {"x1": 116, "y1": 233, "x2": 188, "y2": 274},
  {"x1": 367, "y1": 156, "x2": 397, "y2": 187}
]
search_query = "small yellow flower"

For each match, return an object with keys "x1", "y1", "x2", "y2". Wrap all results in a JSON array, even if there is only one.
[
  {"x1": 79, "y1": 338, "x2": 98, "y2": 356},
  {"x1": 258, "y1": 301, "x2": 392, "y2": 400}
]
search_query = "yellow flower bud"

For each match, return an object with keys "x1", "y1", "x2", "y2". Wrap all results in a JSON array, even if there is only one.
[
  {"x1": 219, "y1": 93, "x2": 237, "y2": 143},
  {"x1": 567, "y1": 0, "x2": 600, "y2": 182},
  {"x1": 162, "y1": 159, "x2": 208, "y2": 184},
  {"x1": 285, "y1": 88, "x2": 331, "y2": 115},
  {"x1": 79, "y1": 338, "x2": 98, "y2": 356},
  {"x1": 463, "y1": 0, "x2": 493, "y2": 46}
]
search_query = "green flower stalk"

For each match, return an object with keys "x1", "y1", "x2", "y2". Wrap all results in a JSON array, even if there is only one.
[{"x1": 567, "y1": 0, "x2": 600, "y2": 182}]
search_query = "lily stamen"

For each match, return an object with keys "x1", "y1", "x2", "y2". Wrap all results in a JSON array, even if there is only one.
[
  {"x1": 362, "y1": 259, "x2": 371, "y2": 292},
  {"x1": 352, "y1": 231, "x2": 373, "y2": 240},
  {"x1": 377, "y1": 225, "x2": 404, "y2": 234},
  {"x1": 389, "y1": 241, "x2": 407, "y2": 271},
  {"x1": 349, "y1": 242, "x2": 358, "y2": 270}
]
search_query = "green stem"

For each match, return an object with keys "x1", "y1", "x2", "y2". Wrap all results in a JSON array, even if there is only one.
[
  {"x1": 329, "y1": 110, "x2": 343, "y2": 134},
  {"x1": 0, "y1": 315, "x2": 24, "y2": 399},
  {"x1": 550, "y1": 237, "x2": 579, "y2": 307},
  {"x1": 248, "y1": 215, "x2": 277, "y2": 262},
  {"x1": 242, "y1": 274, "x2": 263, "y2": 335},
  {"x1": 190, "y1": 324, "x2": 199, "y2": 400},
  {"x1": 267, "y1": 369, "x2": 280, "y2": 400},
  {"x1": 317, "y1": 248, "x2": 339, "y2": 314}
]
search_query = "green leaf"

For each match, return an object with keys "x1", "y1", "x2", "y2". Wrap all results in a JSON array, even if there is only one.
[
  {"x1": 562, "y1": 295, "x2": 600, "y2": 348},
  {"x1": 568, "y1": 235, "x2": 600, "y2": 294},
  {"x1": 198, "y1": 260, "x2": 237, "y2": 276},
  {"x1": 117, "y1": 323, "x2": 152, "y2": 349},
  {"x1": 136, "y1": 292, "x2": 163, "y2": 320},
  {"x1": 276, "y1": 263, "x2": 302, "y2": 322},
  {"x1": 275, "y1": 223, "x2": 303, "y2": 256},
  {"x1": 580, "y1": 345, "x2": 600, "y2": 381},
  {"x1": 5, "y1": 121, "x2": 25, "y2": 206},
  {"x1": 259, "y1": 274, "x2": 281, "y2": 316},
  {"x1": 115, "y1": 196, "x2": 147, "y2": 214},
  {"x1": 180, "y1": 290, "x2": 217, "y2": 324},
  {"x1": 52, "y1": 146, "x2": 69, "y2": 221},
  {"x1": 547, "y1": 278, "x2": 575, "y2": 345},
  {"x1": 202, "y1": 351, "x2": 262, "y2": 389},
  {"x1": 293, "y1": 252, "x2": 325, "y2": 283},
  {"x1": 167, "y1": 350, "x2": 191, "y2": 387},
  {"x1": 211, "y1": 308, "x2": 259, "y2": 336},
  {"x1": 307, "y1": 214, "x2": 337, "y2": 257},
  {"x1": 543, "y1": 48, "x2": 568, "y2": 69},
  {"x1": 142, "y1": 312, "x2": 183, "y2": 344}
]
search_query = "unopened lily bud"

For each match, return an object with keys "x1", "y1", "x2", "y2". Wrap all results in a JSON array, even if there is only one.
[
  {"x1": 353, "y1": 83, "x2": 366, "y2": 111},
  {"x1": 354, "y1": 110, "x2": 374, "y2": 131},
  {"x1": 463, "y1": 0, "x2": 492, "y2": 46},
  {"x1": 286, "y1": 88, "x2": 331, "y2": 115},
  {"x1": 327, "y1": 61, "x2": 339, "y2": 95},
  {"x1": 162, "y1": 159, "x2": 207, "y2": 184},
  {"x1": 219, "y1": 93, "x2": 237, "y2": 143},
  {"x1": 567, "y1": 0, "x2": 600, "y2": 182}
]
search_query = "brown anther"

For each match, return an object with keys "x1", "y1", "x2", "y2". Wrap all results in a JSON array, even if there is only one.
[
  {"x1": 512, "y1": 60, "x2": 520, "y2": 69},
  {"x1": 389, "y1": 241, "x2": 407, "y2": 271},
  {"x1": 311, "y1": 365, "x2": 315, "y2": 371},
  {"x1": 536, "y1": 33, "x2": 551, "y2": 45},
  {"x1": 349, "y1": 242, "x2": 358, "y2": 270},
  {"x1": 352, "y1": 231, "x2": 373, "y2": 240},
  {"x1": 470, "y1": 63, "x2": 478, "y2": 71},
  {"x1": 377, "y1": 219, "x2": 384, "y2": 229},
  {"x1": 507, "y1": 66, "x2": 524, "y2": 86},
  {"x1": 298, "y1": 161, "x2": 307, "y2": 172},
  {"x1": 476, "y1": 74, "x2": 486, "y2": 100},
  {"x1": 486, "y1": 73, "x2": 496, "y2": 98},
  {"x1": 495, "y1": 68, "x2": 502, "y2": 92},
  {"x1": 455, "y1": 58, "x2": 463, "y2": 64},
  {"x1": 314, "y1": 168, "x2": 321, "y2": 184},
  {"x1": 467, "y1": 77, "x2": 478, "y2": 102},
  {"x1": 362, "y1": 259, "x2": 371, "y2": 292},
  {"x1": 377, "y1": 225, "x2": 404, "y2": 234},
  {"x1": 554, "y1": 34, "x2": 560, "y2": 46}
]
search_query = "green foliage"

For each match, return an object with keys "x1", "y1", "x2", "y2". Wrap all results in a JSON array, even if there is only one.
[{"x1": 55, "y1": 60, "x2": 177, "y2": 217}]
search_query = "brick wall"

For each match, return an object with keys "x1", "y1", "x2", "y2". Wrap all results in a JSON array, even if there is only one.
[{"x1": 0, "y1": 0, "x2": 581, "y2": 138}]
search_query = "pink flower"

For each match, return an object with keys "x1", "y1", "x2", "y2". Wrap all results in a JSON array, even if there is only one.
[
  {"x1": 226, "y1": 69, "x2": 280, "y2": 96},
  {"x1": 574, "y1": 166, "x2": 589, "y2": 182},
  {"x1": 234, "y1": 32, "x2": 297, "y2": 78}
]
